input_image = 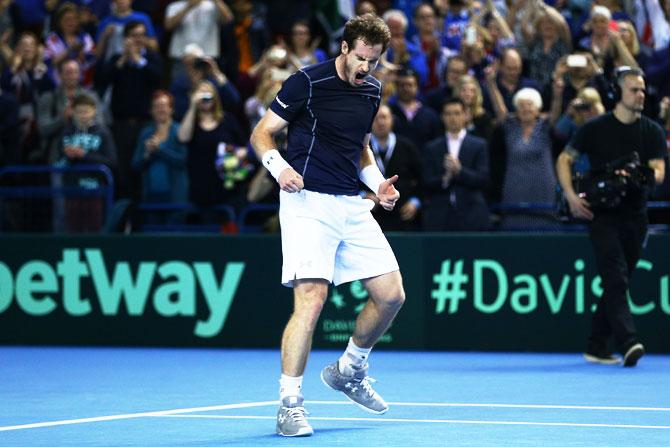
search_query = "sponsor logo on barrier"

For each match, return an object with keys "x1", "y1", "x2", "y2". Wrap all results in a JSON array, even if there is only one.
[
  {"x1": 0, "y1": 249, "x2": 245, "y2": 338},
  {"x1": 321, "y1": 281, "x2": 393, "y2": 343},
  {"x1": 430, "y1": 258, "x2": 670, "y2": 316}
]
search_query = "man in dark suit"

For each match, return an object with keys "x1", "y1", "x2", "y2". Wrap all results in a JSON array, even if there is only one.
[
  {"x1": 422, "y1": 97, "x2": 490, "y2": 231},
  {"x1": 368, "y1": 104, "x2": 423, "y2": 231},
  {"x1": 389, "y1": 68, "x2": 442, "y2": 153}
]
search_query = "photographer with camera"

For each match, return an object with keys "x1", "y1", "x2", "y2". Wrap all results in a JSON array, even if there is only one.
[{"x1": 556, "y1": 67, "x2": 666, "y2": 367}]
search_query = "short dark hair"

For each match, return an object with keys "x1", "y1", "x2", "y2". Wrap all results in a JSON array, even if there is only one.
[
  {"x1": 72, "y1": 92, "x2": 96, "y2": 109},
  {"x1": 152, "y1": 90, "x2": 175, "y2": 108},
  {"x1": 123, "y1": 20, "x2": 145, "y2": 37},
  {"x1": 57, "y1": 58, "x2": 80, "y2": 74},
  {"x1": 615, "y1": 66, "x2": 645, "y2": 87},
  {"x1": 342, "y1": 13, "x2": 391, "y2": 53},
  {"x1": 442, "y1": 97, "x2": 466, "y2": 111},
  {"x1": 396, "y1": 67, "x2": 419, "y2": 83}
]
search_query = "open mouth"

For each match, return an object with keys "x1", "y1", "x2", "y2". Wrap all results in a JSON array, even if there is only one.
[{"x1": 355, "y1": 72, "x2": 367, "y2": 81}]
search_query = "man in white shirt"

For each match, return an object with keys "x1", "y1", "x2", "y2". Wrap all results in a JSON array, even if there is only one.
[
  {"x1": 421, "y1": 97, "x2": 491, "y2": 231},
  {"x1": 164, "y1": 0, "x2": 233, "y2": 77}
]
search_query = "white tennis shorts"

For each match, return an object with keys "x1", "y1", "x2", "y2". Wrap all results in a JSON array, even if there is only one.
[{"x1": 279, "y1": 189, "x2": 399, "y2": 287}]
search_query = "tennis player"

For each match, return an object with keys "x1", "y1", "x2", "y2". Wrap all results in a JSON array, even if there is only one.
[{"x1": 250, "y1": 13, "x2": 406, "y2": 437}]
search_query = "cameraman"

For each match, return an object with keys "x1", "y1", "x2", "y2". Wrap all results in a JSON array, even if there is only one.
[{"x1": 556, "y1": 67, "x2": 666, "y2": 367}]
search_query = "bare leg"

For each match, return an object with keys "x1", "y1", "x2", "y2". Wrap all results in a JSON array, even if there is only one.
[
  {"x1": 352, "y1": 270, "x2": 405, "y2": 349},
  {"x1": 281, "y1": 278, "x2": 330, "y2": 376}
]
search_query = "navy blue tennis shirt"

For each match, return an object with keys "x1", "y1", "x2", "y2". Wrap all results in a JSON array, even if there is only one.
[{"x1": 269, "y1": 59, "x2": 382, "y2": 196}]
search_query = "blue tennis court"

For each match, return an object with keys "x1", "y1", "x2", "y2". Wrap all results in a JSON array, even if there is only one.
[{"x1": 1, "y1": 347, "x2": 668, "y2": 446}]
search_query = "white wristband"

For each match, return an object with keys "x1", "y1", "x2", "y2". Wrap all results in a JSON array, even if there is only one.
[
  {"x1": 359, "y1": 164, "x2": 386, "y2": 195},
  {"x1": 262, "y1": 149, "x2": 291, "y2": 181}
]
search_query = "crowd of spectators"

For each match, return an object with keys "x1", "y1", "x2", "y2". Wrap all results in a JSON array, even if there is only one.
[{"x1": 0, "y1": 0, "x2": 668, "y2": 233}]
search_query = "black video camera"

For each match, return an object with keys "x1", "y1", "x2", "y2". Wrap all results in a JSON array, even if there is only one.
[{"x1": 573, "y1": 152, "x2": 654, "y2": 210}]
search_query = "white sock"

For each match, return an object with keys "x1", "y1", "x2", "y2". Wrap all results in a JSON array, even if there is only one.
[
  {"x1": 338, "y1": 337, "x2": 372, "y2": 374},
  {"x1": 279, "y1": 374, "x2": 303, "y2": 400}
]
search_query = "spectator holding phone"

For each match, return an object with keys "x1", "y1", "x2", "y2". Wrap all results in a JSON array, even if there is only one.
[
  {"x1": 177, "y1": 81, "x2": 246, "y2": 218},
  {"x1": 164, "y1": 0, "x2": 234, "y2": 79}
]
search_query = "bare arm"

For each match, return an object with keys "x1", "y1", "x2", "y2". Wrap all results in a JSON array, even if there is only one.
[
  {"x1": 251, "y1": 109, "x2": 305, "y2": 192},
  {"x1": 610, "y1": 30, "x2": 639, "y2": 68},
  {"x1": 506, "y1": 0, "x2": 524, "y2": 30},
  {"x1": 214, "y1": 0, "x2": 234, "y2": 24},
  {"x1": 484, "y1": 62, "x2": 508, "y2": 123},
  {"x1": 544, "y1": 6, "x2": 572, "y2": 48},
  {"x1": 648, "y1": 158, "x2": 665, "y2": 185},
  {"x1": 165, "y1": 1, "x2": 197, "y2": 31},
  {"x1": 359, "y1": 133, "x2": 399, "y2": 210},
  {"x1": 549, "y1": 77, "x2": 564, "y2": 126},
  {"x1": 556, "y1": 148, "x2": 593, "y2": 219},
  {"x1": 177, "y1": 101, "x2": 198, "y2": 143},
  {"x1": 359, "y1": 134, "x2": 375, "y2": 169},
  {"x1": 489, "y1": 7, "x2": 514, "y2": 42},
  {"x1": 518, "y1": 1, "x2": 536, "y2": 43},
  {"x1": 250, "y1": 108, "x2": 289, "y2": 159}
]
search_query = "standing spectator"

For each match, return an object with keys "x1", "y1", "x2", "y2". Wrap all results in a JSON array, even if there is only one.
[
  {"x1": 550, "y1": 52, "x2": 610, "y2": 112},
  {"x1": 454, "y1": 74, "x2": 494, "y2": 141},
  {"x1": 44, "y1": 2, "x2": 96, "y2": 86},
  {"x1": 382, "y1": 9, "x2": 429, "y2": 88},
  {"x1": 482, "y1": 0, "x2": 515, "y2": 56},
  {"x1": 1, "y1": 32, "x2": 55, "y2": 163},
  {"x1": 132, "y1": 90, "x2": 188, "y2": 223},
  {"x1": 616, "y1": 20, "x2": 645, "y2": 66},
  {"x1": 39, "y1": 59, "x2": 105, "y2": 233},
  {"x1": 77, "y1": 0, "x2": 111, "y2": 36},
  {"x1": 481, "y1": 48, "x2": 540, "y2": 115},
  {"x1": 0, "y1": 0, "x2": 19, "y2": 66},
  {"x1": 487, "y1": 79, "x2": 559, "y2": 229},
  {"x1": 436, "y1": 0, "x2": 471, "y2": 52},
  {"x1": 410, "y1": 3, "x2": 450, "y2": 93},
  {"x1": 389, "y1": 68, "x2": 442, "y2": 152},
  {"x1": 55, "y1": 92, "x2": 117, "y2": 232},
  {"x1": 170, "y1": 43, "x2": 240, "y2": 121},
  {"x1": 368, "y1": 104, "x2": 422, "y2": 231},
  {"x1": 425, "y1": 55, "x2": 468, "y2": 114},
  {"x1": 244, "y1": 65, "x2": 285, "y2": 131},
  {"x1": 164, "y1": 0, "x2": 233, "y2": 79},
  {"x1": 38, "y1": 59, "x2": 106, "y2": 165},
  {"x1": 577, "y1": 6, "x2": 638, "y2": 72},
  {"x1": 554, "y1": 86, "x2": 606, "y2": 145},
  {"x1": 518, "y1": 2, "x2": 572, "y2": 91},
  {"x1": 177, "y1": 81, "x2": 246, "y2": 219},
  {"x1": 633, "y1": 0, "x2": 670, "y2": 51},
  {"x1": 286, "y1": 20, "x2": 327, "y2": 71},
  {"x1": 96, "y1": 20, "x2": 162, "y2": 199},
  {"x1": 224, "y1": 0, "x2": 270, "y2": 88},
  {"x1": 96, "y1": 0, "x2": 158, "y2": 62},
  {"x1": 422, "y1": 97, "x2": 490, "y2": 231}
]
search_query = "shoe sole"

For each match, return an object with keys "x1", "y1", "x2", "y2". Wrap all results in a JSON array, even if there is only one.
[
  {"x1": 320, "y1": 370, "x2": 388, "y2": 415},
  {"x1": 276, "y1": 427, "x2": 313, "y2": 437},
  {"x1": 583, "y1": 353, "x2": 621, "y2": 365},
  {"x1": 623, "y1": 344, "x2": 645, "y2": 367}
]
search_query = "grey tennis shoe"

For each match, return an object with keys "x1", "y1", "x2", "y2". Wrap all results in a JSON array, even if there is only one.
[
  {"x1": 320, "y1": 361, "x2": 388, "y2": 414},
  {"x1": 276, "y1": 395, "x2": 313, "y2": 437}
]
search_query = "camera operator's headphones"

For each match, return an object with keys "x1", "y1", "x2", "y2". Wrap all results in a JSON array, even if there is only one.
[{"x1": 611, "y1": 66, "x2": 645, "y2": 103}]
